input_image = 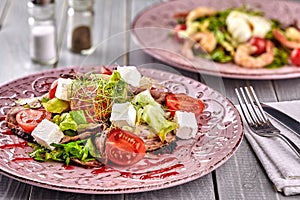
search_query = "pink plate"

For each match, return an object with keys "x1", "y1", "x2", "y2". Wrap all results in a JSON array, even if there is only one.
[
  {"x1": 131, "y1": 0, "x2": 300, "y2": 79},
  {"x1": 0, "y1": 66, "x2": 243, "y2": 194}
]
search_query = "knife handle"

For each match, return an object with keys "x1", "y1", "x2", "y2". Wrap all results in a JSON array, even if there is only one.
[{"x1": 261, "y1": 103, "x2": 300, "y2": 138}]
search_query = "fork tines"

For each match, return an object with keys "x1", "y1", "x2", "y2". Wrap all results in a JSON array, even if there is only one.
[{"x1": 235, "y1": 86, "x2": 269, "y2": 126}]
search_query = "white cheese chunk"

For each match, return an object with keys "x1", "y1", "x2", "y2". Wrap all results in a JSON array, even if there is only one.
[
  {"x1": 174, "y1": 111, "x2": 198, "y2": 139},
  {"x1": 248, "y1": 15, "x2": 271, "y2": 38},
  {"x1": 110, "y1": 102, "x2": 136, "y2": 127},
  {"x1": 55, "y1": 78, "x2": 73, "y2": 101},
  {"x1": 117, "y1": 66, "x2": 141, "y2": 87},
  {"x1": 31, "y1": 119, "x2": 64, "y2": 150},
  {"x1": 226, "y1": 11, "x2": 271, "y2": 43}
]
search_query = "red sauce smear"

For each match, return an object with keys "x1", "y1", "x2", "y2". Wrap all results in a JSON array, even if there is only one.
[
  {"x1": 91, "y1": 166, "x2": 116, "y2": 174},
  {"x1": 0, "y1": 116, "x2": 6, "y2": 121},
  {"x1": 11, "y1": 157, "x2": 34, "y2": 162},
  {"x1": 140, "y1": 171, "x2": 180, "y2": 180},
  {"x1": 0, "y1": 141, "x2": 27, "y2": 149},
  {"x1": 91, "y1": 163, "x2": 184, "y2": 180},
  {"x1": 0, "y1": 129, "x2": 13, "y2": 135},
  {"x1": 62, "y1": 165, "x2": 75, "y2": 170}
]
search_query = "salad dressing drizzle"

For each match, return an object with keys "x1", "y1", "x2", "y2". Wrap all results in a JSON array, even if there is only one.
[
  {"x1": 91, "y1": 163, "x2": 184, "y2": 180},
  {"x1": 11, "y1": 157, "x2": 34, "y2": 162},
  {"x1": 0, "y1": 141, "x2": 27, "y2": 149}
]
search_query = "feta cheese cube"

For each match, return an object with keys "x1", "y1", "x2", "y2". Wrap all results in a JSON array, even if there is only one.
[
  {"x1": 110, "y1": 102, "x2": 136, "y2": 127},
  {"x1": 31, "y1": 119, "x2": 64, "y2": 150},
  {"x1": 117, "y1": 66, "x2": 141, "y2": 87},
  {"x1": 55, "y1": 78, "x2": 73, "y2": 101},
  {"x1": 174, "y1": 111, "x2": 198, "y2": 139}
]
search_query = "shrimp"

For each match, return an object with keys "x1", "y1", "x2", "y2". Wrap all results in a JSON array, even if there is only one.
[
  {"x1": 234, "y1": 40, "x2": 274, "y2": 68},
  {"x1": 181, "y1": 32, "x2": 217, "y2": 60},
  {"x1": 186, "y1": 7, "x2": 216, "y2": 25},
  {"x1": 273, "y1": 28, "x2": 300, "y2": 49}
]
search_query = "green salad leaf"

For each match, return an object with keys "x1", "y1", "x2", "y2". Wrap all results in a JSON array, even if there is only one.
[
  {"x1": 29, "y1": 140, "x2": 95, "y2": 166},
  {"x1": 69, "y1": 110, "x2": 87, "y2": 125},
  {"x1": 131, "y1": 90, "x2": 160, "y2": 109},
  {"x1": 132, "y1": 90, "x2": 177, "y2": 142},
  {"x1": 52, "y1": 113, "x2": 78, "y2": 132},
  {"x1": 139, "y1": 104, "x2": 177, "y2": 142},
  {"x1": 210, "y1": 48, "x2": 233, "y2": 63},
  {"x1": 42, "y1": 98, "x2": 70, "y2": 114},
  {"x1": 266, "y1": 47, "x2": 289, "y2": 69},
  {"x1": 52, "y1": 110, "x2": 87, "y2": 132}
]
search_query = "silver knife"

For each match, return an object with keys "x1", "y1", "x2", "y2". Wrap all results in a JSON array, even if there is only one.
[{"x1": 261, "y1": 103, "x2": 300, "y2": 137}]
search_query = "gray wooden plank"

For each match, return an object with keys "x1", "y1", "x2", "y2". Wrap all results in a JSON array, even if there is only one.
[
  {"x1": 125, "y1": 174, "x2": 215, "y2": 200},
  {"x1": 30, "y1": 187, "x2": 123, "y2": 200},
  {"x1": 0, "y1": 0, "x2": 40, "y2": 84},
  {"x1": 274, "y1": 78, "x2": 300, "y2": 101},
  {"x1": 0, "y1": 0, "x2": 12, "y2": 30},
  {"x1": 0, "y1": 174, "x2": 31, "y2": 200},
  {"x1": 216, "y1": 139, "x2": 279, "y2": 200}
]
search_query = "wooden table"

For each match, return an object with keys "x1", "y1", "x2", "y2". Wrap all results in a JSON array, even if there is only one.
[{"x1": 0, "y1": 0, "x2": 299, "y2": 199}]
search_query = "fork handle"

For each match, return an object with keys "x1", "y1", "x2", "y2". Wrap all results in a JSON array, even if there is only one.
[{"x1": 276, "y1": 134, "x2": 300, "y2": 158}]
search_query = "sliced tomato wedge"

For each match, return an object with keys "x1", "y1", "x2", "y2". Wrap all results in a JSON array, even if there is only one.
[
  {"x1": 249, "y1": 37, "x2": 267, "y2": 55},
  {"x1": 290, "y1": 48, "x2": 300, "y2": 66},
  {"x1": 99, "y1": 66, "x2": 113, "y2": 75},
  {"x1": 106, "y1": 129, "x2": 146, "y2": 166},
  {"x1": 165, "y1": 93, "x2": 204, "y2": 116},
  {"x1": 16, "y1": 109, "x2": 52, "y2": 133},
  {"x1": 174, "y1": 24, "x2": 187, "y2": 42},
  {"x1": 49, "y1": 79, "x2": 58, "y2": 99}
]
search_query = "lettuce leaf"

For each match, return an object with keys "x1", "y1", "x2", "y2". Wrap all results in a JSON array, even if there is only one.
[
  {"x1": 52, "y1": 113, "x2": 76, "y2": 131},
  {"x1": 139, "y1": 105, "x2": 177, "y2": 142},
  {"x1": 132, "y1": 90, "x2": 160, "y2": 109},
  {"x1": 42, "y1": 98, "x2": 70, "y2": 113},
  {"x1": 69, "y1": 110, "x2": 87, "y2": 125},
  {"x1": 52, "y1": 110, "x2": 88, "y2": 132},
  {"x1": 132, "y1": 90, "x2": 177, "y2": 142},
  {"x1": 28, "y1": 140, "x2": 95, "y2": 166}
]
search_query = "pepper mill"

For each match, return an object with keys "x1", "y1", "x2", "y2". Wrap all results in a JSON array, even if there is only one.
[
  {"x1": 67, "y1": 0, "x2": 94, "y2": 55},
  {"x1": 28, "y1": 0, "x2": 58, "y2": 65}
]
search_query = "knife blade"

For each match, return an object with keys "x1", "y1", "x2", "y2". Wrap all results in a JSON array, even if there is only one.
[{"x1": 261, "y1": 103, "x2": 300, "y2": 137}]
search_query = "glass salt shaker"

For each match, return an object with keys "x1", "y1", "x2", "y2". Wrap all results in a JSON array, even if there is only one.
[
  {"x1": 28, "y1": 0, "x2": 58, "y2": 65},
  {"x1": 67, "y1": 0, "x2": 94, "y2": 54}
]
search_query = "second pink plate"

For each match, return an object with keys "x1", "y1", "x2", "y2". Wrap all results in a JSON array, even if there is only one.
[{"x1": 131, "y1": 0, "x2": 300, "y2": 79}]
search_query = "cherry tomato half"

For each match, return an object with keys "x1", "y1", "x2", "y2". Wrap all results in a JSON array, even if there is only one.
[
  {"x1": 49, "y1": 79, "x2": 58, "y2": 99},
  {"x1": 16, "y1": 109, "x2": 52, "y2": 133},
  {"x1": 165, "y1": 93, "x2": 204, "y2": 117},
  {"x1": 174, "y1": 24, "x2": 187, "y2": 42},
  {"x1": 290, "y1": 48, "x2": 300, "y2": 67},
  {"x1": 249, "y1": 37, "x2": 267, "y2": 55},
  {"x1": 100, "y1": 66, "x2": 113, "y2": 75},
  {"x1": 106, "y1": 129, "x2": 146, "y2": 166}
]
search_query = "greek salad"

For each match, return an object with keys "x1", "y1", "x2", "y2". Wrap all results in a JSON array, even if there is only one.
[{"x1": 5, "y1": 66, "x2": 205, "y2": 167}]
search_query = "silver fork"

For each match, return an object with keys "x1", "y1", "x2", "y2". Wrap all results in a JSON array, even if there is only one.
[{"x1": 235, "y1": 86, "x2": 300, "y2": 158}]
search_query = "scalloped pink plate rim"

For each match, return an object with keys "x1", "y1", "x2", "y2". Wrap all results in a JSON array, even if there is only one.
[{"x1": 0, "y1": 66, "x2": 244, "y2": 194}]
